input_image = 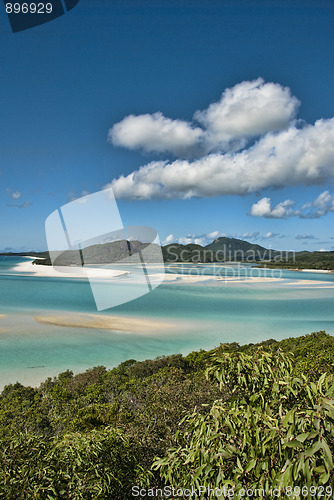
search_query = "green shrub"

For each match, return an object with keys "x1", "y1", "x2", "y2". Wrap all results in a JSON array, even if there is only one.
[{"x1": 154, "y1": 350, "x2": 334, "y2": 498}]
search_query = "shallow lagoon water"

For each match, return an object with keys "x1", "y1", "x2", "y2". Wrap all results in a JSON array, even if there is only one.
[{"x1": 0, "y1": 257, "x2": 333, "y2": 388}]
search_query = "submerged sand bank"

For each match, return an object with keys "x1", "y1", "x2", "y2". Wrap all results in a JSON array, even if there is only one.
[
  {"x1": 34, "y1": 312, "x2": 172, "y2": 333},
  {"x1": 0, "y1": 315, "x2": 8, "y2": 333}
]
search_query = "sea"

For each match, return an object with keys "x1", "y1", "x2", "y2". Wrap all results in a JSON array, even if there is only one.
[{"x1": 0, "y1": 256, "x2": 334, "y2": 389}]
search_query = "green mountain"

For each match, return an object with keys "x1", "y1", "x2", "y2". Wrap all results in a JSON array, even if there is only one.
[
  {"x1": 4, "y1": 237, "x2": 333, "y2": 268},
  {"x1": 162, "y1": 243, "x2": 217, "y2": 263},
  {"x1": 30, "y1": 240, "x2": 162, "y2": 266},
  {"x1": 163, "y1": 237, "x2": 294, "y2": 262},
  {"x1": 205, "y1": 236, "x2": 275, "y2": 261}
]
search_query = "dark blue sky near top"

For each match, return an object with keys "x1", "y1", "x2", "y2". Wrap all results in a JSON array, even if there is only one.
[{"x1": 0, "y1": 0, "x2": 334, "y2": 251}]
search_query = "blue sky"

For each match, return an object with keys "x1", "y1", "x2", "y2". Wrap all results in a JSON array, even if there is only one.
[{"x1": 1, "y1": 0, "x2": 334, "y2": 252}]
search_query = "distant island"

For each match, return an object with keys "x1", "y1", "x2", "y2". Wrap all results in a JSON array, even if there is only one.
[
  {"x1": 257, "y1": 251, "x2": 334, "y2": 271},
  {"x1": 1, "y1": 236, "x2": 334, "y2": 270}
]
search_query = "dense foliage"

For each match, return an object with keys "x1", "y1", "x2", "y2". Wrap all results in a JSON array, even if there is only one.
[
  {"x1": 30, "y1": 238, "x2": 294, "y2": 265},
  {"x1": 0, "y1": 331, "x2": 333, "y2": 498},
  {"x1": 154, "y1": 349, "x2": 334, "y2": 497},
  {"x1": 259, "y1": 251, "x2": 334, "y2": 271}
]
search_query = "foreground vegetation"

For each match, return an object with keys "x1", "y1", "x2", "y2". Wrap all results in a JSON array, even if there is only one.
[{"x1": 0, "y1": 331, "x2": 333, "y2": 498}]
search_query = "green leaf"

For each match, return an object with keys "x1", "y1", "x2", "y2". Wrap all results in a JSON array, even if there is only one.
[
  {"x1": 304, "y1": 440, "x2": 322, "y2": 457},
  {"x1": 321, "y1": 439, "x2": 333, "y2": 468},
  {"x1": 284, "y1": 440, "x2": 303, "y2": 449},
  {"x1": 245, "y1": 459, "x2": 257, "y2": 472},
  {"x1": 295, "y1": 433, "x2": 309, "y2": 443}
]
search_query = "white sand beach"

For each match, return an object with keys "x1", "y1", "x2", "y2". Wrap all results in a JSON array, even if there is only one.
[
  {"x1": 7, "y1": 258, "x2": 334, "y2": 287},
  {"x1": 10, "y1": 259, "x2": 130, "y2": 279},
  {"x1": 300, "y1": 269, "x2": 334, "y2": 273},
  {"x1": 11, "y1": 259, "x2": 284, "y2": 284},
  {"x1": 257, "y1": 266, "x2": 334, "y2": 274}
]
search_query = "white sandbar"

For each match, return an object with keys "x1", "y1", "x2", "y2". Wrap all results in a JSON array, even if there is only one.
[
  {"x1": 10, "y1": 260, "x2": 130, "y2": 279},
  {"x1": 34, "y1": 312, "x2": 172, "y2": 333}
]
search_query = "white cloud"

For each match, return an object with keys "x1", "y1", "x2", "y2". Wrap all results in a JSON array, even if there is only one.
[
  {"x1": 178, "y1": 236, "x2": 207, "y2": 246},
  {"x1": 106, "y1": 79, "x2": 334, "y2": 200},
  {"x1": 107, "y1": 118, "x2": 334, "y2": 199},
  {"x1": 207, "y1": 230, "x2": 220, "y2": 239},
  {"x1": 249, "y1": 198, "x2": 271, "y2": 217},
  {"x1": 11, "y1": 191, "x2": 22, "y2": 200},
  {"x1": 194, "y1": 78, "x2": 299, "y2": 150},
  {"x1": 250, "y1": 190, "x2": 334, "y2": 219},
  {"x1": 242, "y1": 231, "x2": 260, "y2": 240},
  {"x1": 109, "y1": 112, "x2": 204, "y2": 156},
  {"x1": 309, "y1": 190, "x2": 334, "y2": 217},
  {"x1": 250, "y1": 197, "x2": 296, "y2": 218},
  {"x1": 240, "y1": 231, "x2": 283, "y2": 241},
  {"x1": 163, "y1": 230, "x2": 283, "y2": 246},
  {"x1": 109, "y1": 79, "x2": 299, "y2": 157},
  {"x1": 262, "y1": 232, "x2": 276, "y2": 239},
  {"x1": 296, "y1": 234, "x2": 317, "y2": 240},
  {"x1": 162, "y1": 230, "x2": 226, "y2": 246},
  {"x1": 6, "y1": 189, "x2": 22, "y2": 200},
  {"x1": 163, "y1": 234, "x2": 175, "y2": 245}
]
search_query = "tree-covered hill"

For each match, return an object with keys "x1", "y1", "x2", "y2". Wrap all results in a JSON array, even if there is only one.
[
  {"x1": 206, "y1": 236, "x2": 272, "y2": 259},
  {"x1": 3, "y1": 238, "x2": 334, "y2": 268},
  {"x1": 258, "y1": 251, "x2": 334, "y2": 271}
]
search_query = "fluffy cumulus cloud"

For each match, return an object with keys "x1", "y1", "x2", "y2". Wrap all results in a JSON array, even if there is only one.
[
  {"x1": 194, "y1": 78, "x2": 299, "y2": 151},
  {"x1": 106, "y1": 79, "x2": 334, "y2": 200},
  {"x1": 162, "y1": 231, "x2": 226, "y2": 246},
  {"x1": 250, "y1": 197, "x2": 297, "y2": 218},
  {"x1": 250, "y1": 190, "x2": 334, "y2": 219},
  {"x1": 163, "y1": 230, "x2": 283, "y2": 246},
  {"x1": 306, "y1": 190, "x2": 334, "y2": 218},
  {"x1": 109, "y1": 113, "x2": 204, "y2": 157},
  {"x1": 163, "y1": 234, "x2": 205, "y2": 246},
  {"x1": 109, "y1": 78, "x2": 299, "y2": 157}
]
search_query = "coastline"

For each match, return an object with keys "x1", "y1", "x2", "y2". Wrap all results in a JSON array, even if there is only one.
[
  {"x1": 10, "y1": 259, "x2": 130, "y2": 279},
  {"x1": 10, "y1": 258, "x2": 284, "y2": 284},
  {"x1": 256, "y1": 266, "x2": 334, "y2": 274},
  {"x1": 299, "y1": 268, "x2": 334, "y2": 273},
  {"x1": 7, "y1": 258, "x2": 334, "y2": 285}
]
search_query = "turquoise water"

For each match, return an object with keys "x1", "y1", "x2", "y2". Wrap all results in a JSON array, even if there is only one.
[{"x1": 0, "y1": 256, "x2": 333, "y2": 389}]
